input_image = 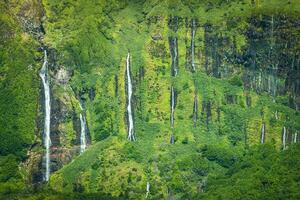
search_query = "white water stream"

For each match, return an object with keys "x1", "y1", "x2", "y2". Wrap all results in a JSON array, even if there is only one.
[
  {"x1": 79, "y1": 101, "x2": 87, "y2": 153},
  {"x1": 126, "y1": 53, "x2": 135, "y2": 141},
  {"x1": 39, "y1": 50, "x2": 51, "y2": 181}
]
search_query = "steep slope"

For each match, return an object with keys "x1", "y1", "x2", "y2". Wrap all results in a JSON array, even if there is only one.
[
  {"x1": 0, "y1": 0, "x2": 43, "y2": 193},
  {"x1": 0, "y1": 0, "x2": 300, "y2": 199},
  {"x1": 40, "y1": 0, "x2": 300, "y2": 199}
]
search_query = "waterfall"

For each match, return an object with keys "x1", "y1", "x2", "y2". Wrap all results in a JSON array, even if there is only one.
[
  {"x1": 294, "y1": 131, "x2": 298, "y2": 143},
  {"x1": 282, "y1": 126, "x2": 287, "y2": 150},
  {"x1": 79, "y1": 101, "x2": 87, "y2": 153},
  {"x1": 174, "y1": 38, "x2": 178, "y2": 76},
  {"x1": 171, "y1": 86, "x2": 175, "y2": 129},
  {"x1": 146, "y1": 182, "x2": 150, "y2": 198},
  {"x1": 170, "y1": 86, "x2": 176, "y2": 144},
  {"x1": 191, "y1": 19, "x2": 196, "y2": 72},
  {"x1": 260, "y1": 123, "x2": 265, "y2": 144},
  {"x1": 193, "y1": 92, "x2": 198, "y2": 127},
  {"x1": 39, "y1": 50, "x2": 51, "y2": 181},
  {"x1": 169, "y1": 36, "x2": 178, "y2": 143},
  {"x1": 170, "y1": 37, "x2": 178, "y2": 76},
  {"x1": 275, "y1": 110, "x2": 278, "y2": 120},
  {"x1": 126, "y1": 53, "x2": 135, "y2": 141}
]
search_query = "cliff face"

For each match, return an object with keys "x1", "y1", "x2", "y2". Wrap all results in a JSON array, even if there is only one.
[
  {"x1": 1, "y1": 0, "x2": 300, "y2": 199},
  {"x1": 41, "y1": 1, "x2": 300, "y2": 199},
  {"x1": 6, "y1": 0, "x2": 88, "y2": 184},
  {"x1": 178, "y1": 15, "x2": 300, "y2": 109},
  {"x1": 0, "y1": 0, "x2": 43, "y2": 187},
  {"x1": 32, "y1": 42, "x2": 89, "y2": 183}
]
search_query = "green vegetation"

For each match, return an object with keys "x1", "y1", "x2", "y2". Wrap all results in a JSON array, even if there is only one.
[
  {"x1": 0, "y1": 0, "x2": 42, "y2": 196},
  {"x1": 203, "y1": 144, "x2": 300, "y2": 200},
  {"x1": 0, "y1": 0, "x2": 300, "y2": 199},
  {"x1": 0, "y1": 1, "x2": 39, "y2": 158}
]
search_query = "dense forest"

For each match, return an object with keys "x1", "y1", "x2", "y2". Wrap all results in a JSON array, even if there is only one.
[{"x1": 0, "y1": 0, "x2": 300, "y2": 199}]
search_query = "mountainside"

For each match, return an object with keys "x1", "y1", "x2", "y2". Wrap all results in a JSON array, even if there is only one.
[{"x1": 0, "y1": 0, "x2": 300, "y2": 199}]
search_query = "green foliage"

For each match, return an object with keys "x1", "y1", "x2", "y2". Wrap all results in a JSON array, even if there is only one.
[
  {"x1": 0, "y1": 155, "x2": 20, "y2": 182},
  {"x1": 0, "y1": 2, "x2": 41, "y2": 197},
  {"x1": 0, "y1": 155, "x2": 25, "y2": 196},
  {"x1": 229, "y1": 75, "x2": 243, "y2": 87},
  {"x1": 43, "y1": 0, "x2": 124, "y2": 72},
  {"x1": 43, "y1": 1, "x2": 300, "y2": 197},
  {"x1": 202, "y1": 144, "x2": 300, "y2": 200},
  {"x1": 92, "y1": 92, "x2": 118, "y2": 141},
  {"x1": 0, "y1": 2, "x2": 39, "y2": 158},
  {"x1": 1, "y1": 0, "x2": 300, "y2": 199},
  {"x1": 202, "y1": 144, "x2": 241, "y2": 168}
]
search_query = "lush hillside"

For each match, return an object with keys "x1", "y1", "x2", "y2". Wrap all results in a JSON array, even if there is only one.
[
  {"x1": 0, "y1": 0, "x2": 300, "y2": 199},
  {"x1": 0, "y1": 0, "x2": 42, "y2": 195}
]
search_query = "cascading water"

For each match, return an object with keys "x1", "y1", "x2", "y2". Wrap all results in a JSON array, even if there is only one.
[
  {"x1": 171, "y1": 86, "x2": 175, "y2": 129},
  {"x1": 260, "y1": 123, "x2": 265, "y2": 144},
  {"x1": 169, "y1": 36, "x2": 178, "y2": 144},
  {"x1": 126, "y1": 53, "x2": 135, "y2": 141},
  {"x1": 294, "y1": 131, "x2": 298, "y2": 143},
  {"x1": 146, "y1": 182, "x2": 150, "y2": 198},
  {"x1": 191, "y1": 20, "x2": 198, "y2": 126},
  {"x1": 170, "y1": 37, "x2": 178, "y2": 76},
  {"x1": 191, "y1": 19, "x2": 196, "y2": 72},
  {"x1": 39, "y1": 50, "x2": 51, "y2": 181},
  {"x1": 193, "y1": 92, "x2": 198, "y2": 127},
  {"x1": 282, "y1": 126, "x2": 287, "y2": 150},
  {"x1": 79, "y1": 101, "x2": 87, "y2": 153},
  {"x1": 174, "y1": 38, "x2": 178, "y2": 76},
  {"x1": 170, "y1": 85, "x2": 176, "y2": 144}
]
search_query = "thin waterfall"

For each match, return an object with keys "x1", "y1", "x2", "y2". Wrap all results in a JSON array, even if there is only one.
[
  {"x1": 146, "y1": 182, "x2": 150, "y2": 198},
  {"x1": 169, "y1": 36, "x2": 178, "y2": 143},
  {"x1": 126, "y1": 53, "x2": 135, "y2": 141},
  {"x1": 79, "y1": 101, "x2": 87, "y2": 153},
  {"x1": 171, "y1": 86, "x2": 175, "y2": 129},
  {"x1": 275, "y1": 110, "x2": 278, "y2": 120},
  {"x1": 170, "y1": 86, "x2": 176, "y2": 144},
  {"x1": 258, "y1": 71, "x2": 262, "y2": 92},
  {"x1": 193, "y1": 92, "x2": 198, "y2": 127},
  {"x1": 173, "y1": 38, "x2": 178, "y2": 76},
  {"x1": 170, "y1": 37, "x2": 178, "y2": 76},
  {"x1": 282, "y1": 126, "x2": 287, "y2": 150},
  {"x1": 294, "y1": 131, "x2": 298, "y2": 143},
  {"x1": 191, "y1": 19, "x2": 196, "y2": 72},
  {"x1": 39, "y1": 50, "x2": 51, "y2": 181},
  {"x1": 260, "y1": 123, "x2": 265, "y2": 144},
  {"x1": 191, "y1": 20, "x2": 198, "y2": 126}
]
